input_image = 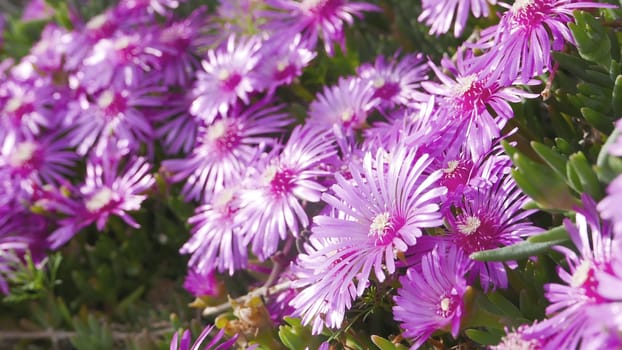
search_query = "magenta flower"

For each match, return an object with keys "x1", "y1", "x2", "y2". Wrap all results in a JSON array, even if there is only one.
[
  {"x1": 263, "y1": 0, "x2": 379, "y2": 55},
  {"x1": 153, "y1": 93, "x2": 198, "y2": 155},
  {"x1": 64, "y1": 78, "x2": 166, "y2": 156},
  {"x1": 237, "y1": 125, "x2": 336, "y2": 260},
  {"x1": 357, "y1": 52, "x2": 429, "y2": 108},
  {"x1": 258, "y1": 34, "x2": 316, "y2": 94},
  {"x1": 418, "y1": 0, "x2": 496, "y2": 37},
  {"x1": 308, "y1": 77, "x2": 379, "y2": 137},
  {"x1": 525, "y1": 195, "x2": 618, "y2": 349},
  {"x1": 445, "y1": 174, "x2": 541, "y2": 290},
  {"x1": 48, "y1": 154, "x2": 155, "y2": 249},
  {"x1": 163, "y1": 101, "x2": 290, "y2": 202},
  {"x1": 0, "y1": 77, "x2": 55, "y2": 139},
  {"x1": 423, "y1": 54, "x2": 537, "y2": 158},
  {"x1": 170, "y1": 325, "x2": 238, "y2": 350},
  {"x1": 491, "y1": 324, "x2": 547, "y2": 350},
  {"x1": 598, "y1": 175, "x2": 622, "y2": 236},
  {"x1": 472, "y1": 0, "x2": 613, "y2": 84},
  {"x1": 0, "y1": 133, "x2": 76, "y2": 188},
  {"x1": 181, "y1": 187, "x2": 248, "y2": 275},
  {"x1": 190, "y1": 35, "x2": 263, "y2": 123},
  {"x1": 116, "y1": 0, "x2": 182, "y2": 17},
  {"x1": 182, "y1": 268, "x2": 221, "y2": 298},
  {"x1": 64, "y1": 10, "x2": 119, "y2": 70},
  {"x1": 28, "y1": 24, "x2": 69, "y2": 73},
  {"x1": 290, "y1": 146, "x2": 446, "y2": 333},
  {"x1": 394, "y1": 243, "x2": 472, "y2": 349}
]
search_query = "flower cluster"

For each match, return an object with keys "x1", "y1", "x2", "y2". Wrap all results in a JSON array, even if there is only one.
[{"x1": 1, "y1": 0, "x2": 620, "y2": 349}]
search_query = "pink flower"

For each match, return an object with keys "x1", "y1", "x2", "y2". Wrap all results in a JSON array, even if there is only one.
[{"x1": 418, "y1": 0, "x2": 497, "y2": 37}]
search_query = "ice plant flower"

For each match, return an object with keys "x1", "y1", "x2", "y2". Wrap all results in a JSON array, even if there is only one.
[
  {"x1": 308, "y1": 77, "x2": 379, "y2": 137},
  {"x1": 0, "y1": 77, "x2": 55, "y2": 139},
  {"x1": 423, "y1": 54, "x2": 537, "y2": 158},
  {"x1": 181, "y1": 186, "x2": 249, "y2": 275},
  {"x1": 472, "y1": 0, "x2": 613, "y2": 84},
  {"x1": 190, "y1": 35, "x2": 263, "y2": 123},
  {"x1": 237, "y1": 125, "x2": 336, "y2": 260},
  {"x1": 170, "y1": 325, "x2": 238, "y2": 350},
  {"x1": 525, "y1": 195, "x2": 617, "y2": 349},
  {"x1": 357, "y1": 52, "x2": 429, "y2": 108},
  {"x1": 598, "y1": 120, "x2": 622, "y2": 235},
  {"x1": 163, "y1": 101, "x2": 290, "y2": 202},
  {"x1": 445, "y1": 173, "x2": 541, "y2": 290},
  {"x1": 182, "y1": 268, "x2": 221, "y2": 298},
  {"x1": 491, "y1": 324, "x2": 547, "y2": 350},
  {"x1": 290, "y1": 145, "x2": 446, "y2": 333},
  {"x1": 258, "y1": 34, "x2": 316, "y2": 94},
  {"x1": 418, "y1": 0, "x2": 496, "y2": 37},
  {"x1": 64, "y1": 78, "x2": 166, "y2": 156},
  {"x1": 394, "y1": 244, "x2": 472, "y2": 348},
  {"x1": 48, "y1": 155, "x2": 155, "y2": 249},
  {"x1": 263, "y1": 0, "x2": 379, "y2": 55}
]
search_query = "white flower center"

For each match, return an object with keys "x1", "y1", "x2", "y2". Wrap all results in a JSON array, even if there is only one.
[
  {"x1": 373, "y1": 77, "x2": 385, "y2": 88},
  {"x1": 571, "y1": 260, "x2": 591, "y2": 288},
  {"x1": 440, "y1": 297, "x2": 451, "y2": 312},
  {"x1": 214, "y1": 188, "x2": 235, "y2": 209},
  {"x1": 452, "y1": 74, "x2": 477, "y2": 96},
  {"x1": 261, "y1": 165, "x2": 278, "y2": 185},
  {"x1": 276, "y1": 60, "x2": 288, "y2": 72},
  {"x1": 97, "y1": 90, "x2": 115, "y2": 109},
  {"x1": 9, "y1": 142, "x2": 37, "y2": 167},
  {"x1": 207, "y1": 120, "x2": 227, "y2": 141},
  {"x1": 86, "y1": 14, "x2": 108, "y2": 30},
  {"x1": 114, "y1": 36, "x2": 131, "y2": 50},
  {"x1": 369, "y1": 212, "x2": 391, "y2": 237},
  {"x1": 340, "y1": 108, "x2": 354, "y2": 122},
  {"x1": 443, "y1": 160, "x2": 460, "y2": 174},
  {"x1": 217, "y1": 69, "x2": 230, "y2": 81},
  {"x1": 512, "y1": 0, "x2": 533, "y2": 12},
  {"x1": 86, "y1": 188, "x2": 114, "y2": 212},
  {"x1": 458, "y1": 216, "x2": 481, "y2": 235},
  {"x1": 5, "y1": 97, "x2": 22, "y2": 113}
]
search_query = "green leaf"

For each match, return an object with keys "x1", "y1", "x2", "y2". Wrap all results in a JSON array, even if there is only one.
[
  {"x1": 470, "y1": 239, "x2": 567, "y2": 262},
  {"x1": 528, "y1": 226, "x2": 569, "y2": 243},
  {"x1": 531, "y1": 141, "x2": 567, "y2": 178},
  {"x1": 570, "y1": 10, "x2": 612, "y2": 68},
  {"x1": 371, "y1": 335, "x2": 409, "y2": 350},
  {"x1": 612, "y1": 75, "x2": 622, "y2": 115},
  {"x1": 581, "y1": 107, "x2": 614, "y2": 134},
  {"x1": 464, "y1": 329, "x2": 503, "y2": 346},
  {"x1": 568, "y1": 152, "x2": 604, "y2": 199}
]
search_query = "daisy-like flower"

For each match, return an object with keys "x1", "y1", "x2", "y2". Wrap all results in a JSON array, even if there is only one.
[
  {"x1": 47, "y1": 153, "x2": 155, "y2": 249},
  {"x1": 190, "y1": 35, "x2": 263, "y2": 123},
  {"x1": 418, "y1": 0, "x2": 496, "y2": 37},
  {"x1": 78, "y1": 32, "x2": 162, "y2": 93},
  {"x1": 394, "y1": 244, "x2": 472, "y2": 349},
  {"x1": 524, "y1": 194, "x2": 618, "y2": 349},
  {"x1": 473, "y1": 0, "x2": 613, "y2": 84},
  {"x1": 289, "y1": 145, "x2": 446, "y2": 333},
  {"x1": 153, "y1": 92, "x2": 198, "y2": 155},
  {"x1": 263, "y1": 0, "x2": 379, "y2": 55},
  {"x1": 357, "y1": 52, "x2": 429, "y2": 109},
  {"x1": 258, "y1": 34, "x2": 316, "y2": 94},
  {"x1": 170, "y1": 325, "x2": 239, "y2": 350},
  {"x1": 308, "y1": 77, "x2": 379, "y2": 137},
  {"x1": 64, "y1": 77, "x2": 166, "y2": 156},
  {"x1": 27, "y1": 24, "x2": 69, "y2": 73},
  {"x1": 116, "y1": 0, "x2": 183, "y2": 17},
  {"x1": 0, "y1": 77, "x2": 56, "y2": 139},
  {"x1": 237, "y1": 125, "x2": 336, "y2": 260},
  {"x1": 0, "y1": 132, "x2": 76, "y2": 188},
  {"x1": 598, "y1": 120, "x2": 622, "y2": 235},
  {"x1": 64, "y1": 9, "x2": 119, "y2": 70},
  {"x1": 491, "y1": 324, "x2": 547, "y2": 350},
  {"x1": 446, "y1": 173, "x2": 541, "y2": 290},
  {"x1": 182, "y1": 268, "x2": 221, "y2": 298},
  {"x1": 163, "y1": 101, "x2": 290, "y2": 202},
  {"x1": 423, "y1": 54, "x2": 537, "y2": 158},
  {"x1": 181, "y1": 186, "x2": 248, "y2": 275}
]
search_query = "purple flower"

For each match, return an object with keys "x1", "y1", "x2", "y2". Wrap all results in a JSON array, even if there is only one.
[
  {"x1": 357, "y1": 52, "x2": 429, "y2": 108},
  {"x1": 170, "y1": 325, "x2": 238, "y2": 350},
  {"x1": 182, "y1": 268, "x2": 221, "y2": 298},
  {"x1": 423, "y1": 54, "x2": 538, "y2": 158},
  {"x1": 116, "y1": 0, "x2": 182, "y2": 17},
  {"x1": 27, "y1": 24, "x2": 70, "y2": 73},
  {"x1": 190, "y1": 35, "x2": 263, "y2": 123},
  {"x1": 472, "y1": 0, "x2": 613, "y2": 84},
  {"x1": 64, "y1": 77, "x2": 166, "y2": 156},
  {"x1": 263, "y1": 0, "x2": 379, "y2": 55},
  {"x1": 290, "y1": 145, "x2": 446, "y2": 333},
  {"x1": 525, "y1": 195, "x2": 618, "y2": 349},
  {"x1": 0, "y1": 132, "x2": 76, "y2": 188},
  {"x1": 237, "y1": 125, "x2": 336, "y2": 260},
  {"x1": 418, "y1": 0, "x2": 496, "y2": 37},
  {"x1": 445, "y1": 173, "x2": 542, "y2": 290},
  {"x1": 64, "y1": 10, "x2": 119, "y2": 70},
  {"x1": 22, "y1": 0, "x2": 54, "y2": 21},
  {"x1": 163, "y1": 101, "x2": 290, "y2": 202},
  {"x1": 154, "y1": 92, "x2": 198, "y2": 155},
  {"x1": 491, "y1": 324, "x2": 546, "y2": 350},
  {"x1": 181, "y1": 187, "x2": 248, "y2": 275},
  {"x1": 598, "y1": 174, "x2": 622, "y2": 236},
  {"x1": 308, "y1": 77, "x2": 379, "y2": 137},
  {"x1": 48, "y1": 154, "x2": 155, "y2": 249},
  {"x1": 258, "y1": 34, "x2": 316, "y2": 94},
  {"x1": 0, "y1": 77, "x2": 56, "y2": 139},
  {"x1": 393, "y1": 243, "x2": 472, "y2": 349}
]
